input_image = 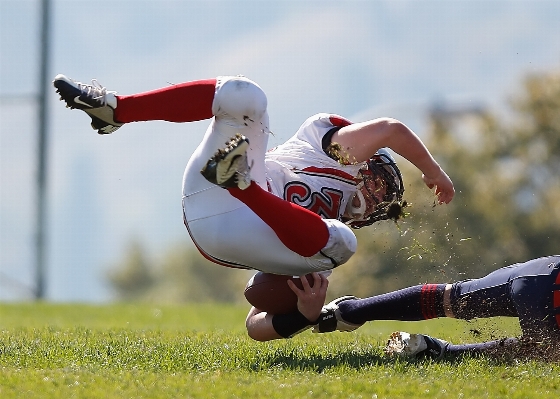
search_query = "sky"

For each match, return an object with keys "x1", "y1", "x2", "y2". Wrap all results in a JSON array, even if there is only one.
[{"x1": 1, "y1": 0, "x2": 559, "y2": 302}]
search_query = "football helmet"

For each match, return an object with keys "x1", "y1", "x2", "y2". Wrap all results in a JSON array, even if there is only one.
[{"x1": 346, "y1": 148, "x2": 405, "y2": 229}]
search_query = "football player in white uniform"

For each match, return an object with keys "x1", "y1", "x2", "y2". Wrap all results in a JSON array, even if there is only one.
[{"x1": 53, "y1": 74, "x2": 454, "y2": 279}]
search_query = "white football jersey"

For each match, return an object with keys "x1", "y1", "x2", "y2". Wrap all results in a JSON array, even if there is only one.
[{"x1": 265, "y1": 113, "x2": 365, "y2": 221}]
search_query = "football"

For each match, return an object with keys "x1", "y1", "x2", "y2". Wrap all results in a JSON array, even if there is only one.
[{"x1": 244, "y1": 272, "x2": 315, "y2": 314}]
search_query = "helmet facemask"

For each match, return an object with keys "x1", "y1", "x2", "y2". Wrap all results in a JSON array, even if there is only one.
[{"x1": 347, "y1": 149, "x2": 406, "y2": 229}]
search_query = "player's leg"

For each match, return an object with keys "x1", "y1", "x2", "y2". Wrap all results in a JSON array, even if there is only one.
[
  {"x1": 450, "y1": 256, "x2": 560, "y2": 325},
  {"x1": 182, "y1": 76, "x2": 272, "y2": 242},
  {"x1": 196, "y1": 126, "x2": 334, "y2": 259},
  {"x1": 198, "y1": 148, "x2": 355, "y2": 267},
  {"x1": 227, "y1": 182, "x2": 329, "y2": 257},
  {"x1": 53, "y1": 74, "x2": 217, "y2": 134},
  {"x1": 385, "y1": 332, "x2": 520, "y2": 359},
  {"x1": 449, "y1": 266, "x2": 520, "y2": 320},
  {"x1": 319, "y1": 258, "x2": 555, "y2": 333},
  {"x1": 444, "y1": 339, "x2": 520, "y2": 357},
  {"x1": 313, "y1": 284, "x2": 448, "y2": 333},
  {"x1": 314, "y1": 259, "x2": 547, "y2": 333},
  {"x1": 386, "y1": 332, "x2": 558, "y2": 360},
  {"x1": 187, "y1": 76, "x2": 271, "y2": 189},
  {"x1": 185, "y1": 205, "x2": 354, "y2": 275},
  {"x1": 178, "y1": 83, "x2": 300, "y2": 273},
  {"x1": 147, "y1": 75, "x2": 331, "y2": 259},
  {"x1": 343, "y1": 284, "x2": 448, "y2": 322},
  {"x1": 114, "y1": 79, "x2": 216, "y2": 123},
  {"x1": 184, "y1": 77, "x2": 357, "y2": 272},
  {"x1": 509, "y1": 256, "x2": 560, "y2": 341}
]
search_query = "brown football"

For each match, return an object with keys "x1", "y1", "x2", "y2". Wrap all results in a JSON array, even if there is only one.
[{"x1": 244, "y1": 272, "x2": 315, "y2": 314}]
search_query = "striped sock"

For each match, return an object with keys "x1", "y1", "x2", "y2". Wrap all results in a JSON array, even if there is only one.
[{"x1": 338, "y1": 284, "x2": 447, "y2": 324}]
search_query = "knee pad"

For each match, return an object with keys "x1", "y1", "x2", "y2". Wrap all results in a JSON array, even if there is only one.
[
  {"x1": 212, "y1": 76, "x2": 268, "y2": 129},
  {"x1": 319, "y1": 219, "x2": 357, "y2": 267}
]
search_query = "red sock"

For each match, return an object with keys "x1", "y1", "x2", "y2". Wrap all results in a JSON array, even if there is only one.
[
  {"x1": 228, "y1": 182, "x2": 329, "y2": 257},
  {"x1": 114, "y1": 79, "x2": 217, "y2": 123}
]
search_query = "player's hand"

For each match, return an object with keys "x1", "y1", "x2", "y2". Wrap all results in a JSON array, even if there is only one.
[
  {"x1": 422, "y1": 169, "x2": 455, "y2": 204},
  {"x1": 287, "y1": 272, "x2": 328, "y2": 322}
]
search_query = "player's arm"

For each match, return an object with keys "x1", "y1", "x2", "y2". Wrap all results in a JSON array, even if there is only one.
[
  {"x1": 245, "y1": 273, "x2": 328, "y2": 341},
  {"x1": 332, "y1": 117, "x2": 454, "y2": 204}
]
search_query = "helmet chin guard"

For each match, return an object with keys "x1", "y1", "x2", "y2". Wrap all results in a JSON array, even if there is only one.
[
  {"x1": 347, "y1": 148, "x2": 405, "y2": 229},
  {"x1": 345, "y1": 188, "x2": 367, "y2": 219}
]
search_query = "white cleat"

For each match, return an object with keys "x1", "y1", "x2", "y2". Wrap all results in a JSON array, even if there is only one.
[{"x1": 385, "y1": 331, "x2": 448, "y2": 359}]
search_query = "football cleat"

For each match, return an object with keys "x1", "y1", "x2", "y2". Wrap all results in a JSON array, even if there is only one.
[
  {"x1": 53, "y1": 74, "x2": 123, "y2": 134},
  {"x1": 200, "y1": 134, "x2": 252, "y2": 190},
  {"x1": 384, "y1": 331, "x2": 448, "y2": 359},
  {"x1": 312, "y1": 296, "x2": 363, "y2": 333}
]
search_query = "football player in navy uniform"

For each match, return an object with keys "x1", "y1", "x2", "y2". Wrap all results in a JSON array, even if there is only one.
[{"x1": 246, "y1": 255, "x2": 560, "y2": 360}]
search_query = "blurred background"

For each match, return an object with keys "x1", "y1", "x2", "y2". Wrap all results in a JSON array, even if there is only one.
[{"x1": 1, "y1": 0, "x2": 559, "y2": 303}]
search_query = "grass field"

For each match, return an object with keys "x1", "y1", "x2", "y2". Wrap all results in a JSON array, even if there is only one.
[{"x1": 0, "y1": 302, "x2": 558, "y2": 399}]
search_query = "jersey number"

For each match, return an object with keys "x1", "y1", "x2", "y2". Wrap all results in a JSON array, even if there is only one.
[{"x1": 285, "y1": 182, "x2": 343, "y2": 219}]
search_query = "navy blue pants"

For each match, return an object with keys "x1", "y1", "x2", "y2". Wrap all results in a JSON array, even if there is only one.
[{"x1": 451, "y1": 255, "x2": 560, "y2": 340}]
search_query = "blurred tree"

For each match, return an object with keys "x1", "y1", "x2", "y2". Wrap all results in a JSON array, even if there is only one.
[
  {"x1": 107, "y1": 241, "x2": 155, "y2": 301},
  {"x1": 107, "y1": 240, "x2": 251, "y2": 304},
  {"x1": 505, "y1": 71, "x2": 560, "y2": 255},
  {"x1": 147, "y1": 243, "x2": 250, "y2": 304}
]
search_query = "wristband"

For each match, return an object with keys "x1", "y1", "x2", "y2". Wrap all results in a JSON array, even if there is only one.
[{"x1": 272, "y1": 310, "x2": 315, "y2": 338}]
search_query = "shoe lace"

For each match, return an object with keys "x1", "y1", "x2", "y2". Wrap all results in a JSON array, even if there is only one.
[{"x1": 77, "y1": 79, "x2": 108, "y2": 105}]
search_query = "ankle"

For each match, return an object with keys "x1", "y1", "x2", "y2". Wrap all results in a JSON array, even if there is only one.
[{"x1": 106, "y1": 92, "x2": 118, "y2": 109}]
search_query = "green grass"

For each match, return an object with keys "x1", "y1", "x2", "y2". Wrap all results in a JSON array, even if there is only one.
[{"x1": 1, "y1": 303, "x2": 558, "y2": 399}]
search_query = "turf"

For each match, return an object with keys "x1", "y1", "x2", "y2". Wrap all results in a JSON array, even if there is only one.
[{"x1": 0, "y1": 303, "x2": 558, "y2": 398}]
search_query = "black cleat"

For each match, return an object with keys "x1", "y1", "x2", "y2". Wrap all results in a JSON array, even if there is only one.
[
  {"x1": 201, "y1": 134, "x2": 252, "y2": 189},
  {"x1": 53, "y1": 74, "x2": 123, "y2": 134}
]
